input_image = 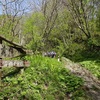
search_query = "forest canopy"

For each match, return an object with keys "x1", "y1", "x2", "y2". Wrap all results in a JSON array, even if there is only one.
[{"x1": 0, "y1": 0, "x2": 100, "y2": 58}]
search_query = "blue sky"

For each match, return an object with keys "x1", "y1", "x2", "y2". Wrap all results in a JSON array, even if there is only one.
[
  {"x1": 0, "y1": 1, "x2": 3, "y2": 14},
  {"x1": 0, "y1": 0, "x2": 41, "y2": 15}
]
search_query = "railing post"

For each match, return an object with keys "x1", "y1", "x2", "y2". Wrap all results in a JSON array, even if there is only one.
[
  {"x1": 0, "y1": 58, "x2": 3, "y2": 68},
  {"x1": 0, "y1": 39, "x2": 2, "y2": 84},
  {"x1": 0, "y1": 58, "x2": 2, "y2": 80},
  {"x1": 23, "y1": 60, "x2": 30, "y2": 67}
]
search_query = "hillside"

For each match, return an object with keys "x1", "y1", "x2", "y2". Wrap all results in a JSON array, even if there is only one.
[
  {"x1": 0, "y1": 55, "x2": 92, "y2": 100},
  {"x1": 62, "y1": 57, "x2": 100, "y2": 100},
  {"x1": 0, "y1": 55, "x2": 100, "y2": 99}
]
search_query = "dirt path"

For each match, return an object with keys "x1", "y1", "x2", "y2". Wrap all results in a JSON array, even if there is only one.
[{"x1": 61, "y1": 57, "x2": 100, "y2": 100}]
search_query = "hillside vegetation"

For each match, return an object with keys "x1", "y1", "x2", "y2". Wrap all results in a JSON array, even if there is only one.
[
  {"x1": 80, "y1": 60, "x2": 100, "y2": 80},
  {"x1": 0, "y1": 55, "x2": 89, "y2": 100},
  {"x1": 0, "y1": 0, "x2": 100, "y2": 100}
]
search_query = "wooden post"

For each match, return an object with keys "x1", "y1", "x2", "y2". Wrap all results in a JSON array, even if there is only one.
[
  {"x1": 0, "y1": 39, "x2": 2, "y2": 84},
  {"x1": 20, "y1": 60, "x2": 26, "y2": 74},
  {"x1": 23, "y1": 60, "x2": 30, "y2": 67},
  {"x1": 0, "y1": 38, "x2": 2, "y2": 44},
  {"x1": 0, "y1": 59, "x2": 2, "y2": 83},
  {"x1": 0, "y1": 39, "x2": 3, "y2": 68},
  {"x1": 0, "y1": 58, "x2": 3, "y2": 68}
]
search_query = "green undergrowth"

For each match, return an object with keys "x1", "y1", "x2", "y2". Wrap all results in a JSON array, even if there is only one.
[
  {"x1": 80, "y1": 59, "x2": 100, "y2": 80},
  {"x1": 0, "y1": 55, "x2": 87, "y2": 100}
]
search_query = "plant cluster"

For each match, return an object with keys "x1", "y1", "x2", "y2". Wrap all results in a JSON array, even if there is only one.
[
  {"x1": 0, "y1": 55, "x2": 85, "y2": 100},
  {"x1": 80, "y1": 60, "x2": 100, "y2": 79}
]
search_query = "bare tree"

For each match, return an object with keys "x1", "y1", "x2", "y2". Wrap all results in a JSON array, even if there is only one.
[
  {"x1": 0, "y1": 0, "x2": 31, "y2": 42},
  {"x1": 41, "y1": 0, "x2": 61, "y2": 40},
  {"x1": 62, "y1": 0, "x2": 100, "y2": 39}
]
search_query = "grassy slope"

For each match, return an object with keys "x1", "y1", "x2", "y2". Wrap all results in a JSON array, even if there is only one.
[
  {"x1": 0, "y1": 55, "x2": 87, "y2": 100},
  {"x1": 80, "y1": 59, "x2": 100, "y2": 80}
]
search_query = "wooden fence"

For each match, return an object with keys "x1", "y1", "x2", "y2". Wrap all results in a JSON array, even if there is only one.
[
  {"x1": 0, "y1": 36, "x2": 30, "y2": 68},
  {"x1": 0, "y1": 37, "x2": 31, "y2": 79},
  {"x1": 0, "y1": 59, "x2": 30, "y2": 68}
]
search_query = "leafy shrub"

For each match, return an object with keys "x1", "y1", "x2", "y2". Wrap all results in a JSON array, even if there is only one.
[{"x1": 80, "y1": 60, "x2": 100, "y2": 79}]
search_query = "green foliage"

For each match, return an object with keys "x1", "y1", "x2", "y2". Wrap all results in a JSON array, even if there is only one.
[
  {"x1": 88, "y1": 35, "x2": 100, "y2": 47},
  {"x1": 22, "y1": 2, "x2": 100, "y2": 57},
  {"x1": 96, "y1": 8, "x2": 100, "y2": 31},
  {"x1": 80, "y1": 60, "x2": 100, "y2": 79},
  {"x1": 0, "y1": 55, "x2": 84, "y2": 99},
  {"x1": 23, "y1": 12, "x2": 45, "y2": 51},
  {"x1": 0, "y1": 15, "x2": 20, "y2": 42}
]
